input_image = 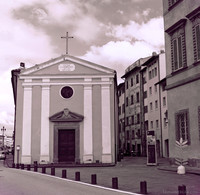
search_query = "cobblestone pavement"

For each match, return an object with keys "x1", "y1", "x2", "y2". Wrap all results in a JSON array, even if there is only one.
[{"x1": 3, "y1": 156, "x2": 200, "y2": 195}]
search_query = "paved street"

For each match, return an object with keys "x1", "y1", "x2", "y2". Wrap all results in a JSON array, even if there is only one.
[{"x1": 1, "y1": 156, "x2": 200, "y2": 195}]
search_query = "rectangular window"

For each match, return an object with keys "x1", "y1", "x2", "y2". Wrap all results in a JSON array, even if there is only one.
[
  {"x1": 136, "y1": 129, "x2": 141, "y2": 138},
  {"x1": 150, "y1": 102, "x2": 153, "y2": 111},
  {"x1": 155, "y1": 100, "x2": 158, "y2": 109},
  {"x1": 131, "y1": 78, "x2": 133, "y2": 86},
  {"x1": 151, "y1": 121, "x2": 153, "y2": 129},
  {"x1": 154, "y1": 85, "x2": 157, "y2": 93},
  {"x1": 126, "y1": 117, "x2": 129, "y2": 125},
  {"x1": 126, "y1": 97, "x2": 128, "y2": 107},
  {"x1": 122, "y1": 104, "x2": 125, "y2": 113},
  {"x1": 152, "y1": 69, "x2": 154, "y2": 78},
  {"x1": 156, "y1": 120, "x2": 159, "y2": 129},
  {"x1": 136, "y1": 92, "x2": 139, "y2": 103},
  {"x1": 131, "y1": 95, "x2": 134, "y2": 105},
  {"x1": 136, "y1": 74, "x2": 139, "y2": 84},
  {"x1": 144, "y1": 106, "x2": 148, "y2": 113},
  {"x1": 132, "y1": 115, "x2": 134, "y2": 125},
  {"x1": 172, "y1": 35, "x2": 184, "y2": 71},
  {"x1": 118, "y1": 106, "x2": 121, "y2": 115},
  {"x1": 144, "y1": 91, "x2": 147, "y2": 99},
  {"x1": 149, "y1": 71, "x2": 152, "y2": 80},
  {"x1": 175, "y1": 109, "x2": 190, "y2": 143},
  {"x1": 137, "y1": 114, "x2": 140, "y2": 124},
  {"x1": 163, "y1": 97, "x2": 166, "y2": 106},
  {"x1": 126, "y1": 80, "x2": 128, "y2": 89},
  {"x1": 132, "y1": 130, "x2": 135, "y2": 139},
  {"x1": 149, "y1": 87, "x2": 152, "y2": 95},
  {"x1": 155, "y1": 67, "x2": 157, "y2": 76},
  {"x1": 127, "y1": 130, "x2": 130, "y2": 140}
]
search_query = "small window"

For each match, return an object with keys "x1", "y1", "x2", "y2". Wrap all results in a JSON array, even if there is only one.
[
  {"x1": 131, "y1": 78, "x2": 133, "y2": 86},
  {"x1": 144, "y1": 91, "x2": 147, "y2": 99},
  {"x1": 122, "y1": 104, "x2": 125, "y2": 113},
  {"x1": 126, "y1": 81, "x2": 129, "y2": 89},
  {"x1": 131, "y1": 95, "x2": 134, "y2": 105},
  {"x1": 154, "y1": 85, "x2": 157, "y2": 93},
  {"x1": 137, "y1": 114, "x2": 140, "y2": 124},
  {"x1": 132, "y1": 115, "x2": 134, "y2": 125},
  {"x1": 126, "y1": 97, "x2": 128, "y2": 107},
  {"x1": 136, "y1": 92, "x2": 139, "y2": 103},
  {"x1": 150, "y1": 121, "x2": 153, "y2": 129},
  {"x1": 150, "y1": 102, "x2": 153, "y2": 111},
  {"x1": 155, "y1": 100, "x2": 158, "y2": 109},
  {"x1": 163, "y1": 97, "x2": 166, "y2": 106},
  {"x1": 136, "y1": 74, "x2": 139, "y2": 84},
  {"x1": 144, "y1": 106, "x2": 148, "y2": 113},
  {"x1": 149, "y1": 71, "x2": 152, "y2": 80},
  {"x1": 149, "y1": 87, "x2": 152, "y2": 95},
  {"x1": 155, "y1": 67, "x2": 157, "y2": 76},
  {"x1": 132, "y1": 130, "x2": 135, "y2": 139},
  {"x1": 156, "y1": 120, "x2": 159, "y2": 129}
]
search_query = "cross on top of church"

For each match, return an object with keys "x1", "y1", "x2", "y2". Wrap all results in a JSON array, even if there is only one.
[{"x1": 61, "y1": 32, "x2": 74, "y2": 55}]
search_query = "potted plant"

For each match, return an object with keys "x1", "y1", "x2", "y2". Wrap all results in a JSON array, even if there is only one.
[{"x1": 175, "y1": 138, "x2": 188, "y2": 174}]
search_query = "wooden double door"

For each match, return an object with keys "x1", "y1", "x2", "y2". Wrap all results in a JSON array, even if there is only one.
[{"x1": 58, "y1": 129, "x2": 75, "y2": 162}]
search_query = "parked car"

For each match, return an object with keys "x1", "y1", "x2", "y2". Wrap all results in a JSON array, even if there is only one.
[{"x1": 0, "y1": 150, "x2": 6, "y2": 160}]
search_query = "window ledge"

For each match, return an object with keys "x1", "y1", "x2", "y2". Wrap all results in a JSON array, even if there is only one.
[
  {"x1": 193, "y1": 60, "x2": 200, "y2": 66},
  {"x1": 168, "y1": 0, "x2": 184, "y2": 11},
  {"x1": 171, "y1": 66, "x2": 188, "y2": 76}
]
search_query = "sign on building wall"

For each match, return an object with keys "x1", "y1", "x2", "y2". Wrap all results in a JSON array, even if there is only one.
[{"x1": 147, "y1": 130, "x2": 157, "y2": 165}]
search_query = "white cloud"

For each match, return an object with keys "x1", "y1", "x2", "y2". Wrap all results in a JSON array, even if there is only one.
[
  {"x1": 82, "y1": 40, "x2": 156, "y2": 81},
  {"x1": 106, "y1": 17, "x2": 164, "y2": 49}
]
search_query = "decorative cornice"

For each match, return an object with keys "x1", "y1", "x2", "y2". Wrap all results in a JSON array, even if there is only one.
[
  {"x1": 186, "y1": 6, "x2": 200, "y2": 21},
  {"x1": 165, "y1": 19, "x2": 187, "y2": 35},
  {"x1": 49, "y1": 108, "x2": 84, "y2": 122}
]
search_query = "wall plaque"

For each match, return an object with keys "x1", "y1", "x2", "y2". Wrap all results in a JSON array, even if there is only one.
[{"x1": 58, "y1": 63, "x2": 75, "y2": 71}]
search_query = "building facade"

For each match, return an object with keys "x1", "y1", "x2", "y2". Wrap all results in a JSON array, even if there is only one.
[
  {"x1": 141, "y1": 52, "x2": 169, "y2": 158},
  {"x1": 163, "y1": 0, "x2": 200, "y2": 166},
  {"x1": 121, "y1": 57, "x2": 150, "y2": 156},
  {"x1": 11, "y1": 55, "x2": 118, "y2": 165}
]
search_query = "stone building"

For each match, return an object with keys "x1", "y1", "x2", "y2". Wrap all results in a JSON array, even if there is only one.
[{"x1": 163, "y1": 0, "x2": 200, "y2": 166}]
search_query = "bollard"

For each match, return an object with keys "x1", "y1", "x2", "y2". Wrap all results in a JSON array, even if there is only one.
[
  {"x1": 42, "y1": 167, "x2": 46, "y2": 174},
  {"x1": 75, "y1": 172, "x2": 80, "y2": 181},
  {"x1": 21, "y1": 164, "x2": 24, "y2": 170},
  {"x1": 178, "y1": 185, "x2": 186, "y2": 195},
  {"x1": 12, "y1": 163, "x2": 15, "y2": 168},
  {"x1": 140, "y1": 181, "x2": 147, "y2": 194},
  {"x1": 62, "y1": 170, "x2": 67, "y2": 178},
  {"x1": 112, "y1": 177, "x2": 118, "y2": 189},
  {"x1": 91, "y1": 174, "x2": 97, "y2": 185},
  {"x1": 16, "y1": 163, "x2": 19, "y2": 169},
  {"x1": 51, "y1": 167, "x2": 55, "y2": 176},
  {"x1": 34, "y1": 165, "x2": 38, "y2": 172},
  {"x1": 27, "y1": 164, "x2": 31, "y2": 171}
]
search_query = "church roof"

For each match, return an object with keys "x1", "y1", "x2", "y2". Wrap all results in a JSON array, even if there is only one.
[{"x1": 20, "y1": 54, "x2": 116, "y2": 76}]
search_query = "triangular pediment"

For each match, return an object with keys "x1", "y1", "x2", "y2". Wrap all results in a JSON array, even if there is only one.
[
  {"x1": 20, "y1": 54, "x2": 115, "y2": 76},
  {"x1": 49, "y1": 108, "x2": 84, "y2": 122}
]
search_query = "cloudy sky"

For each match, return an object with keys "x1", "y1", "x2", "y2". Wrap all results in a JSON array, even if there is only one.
[{"x1": 0, "y1": 0, "x2": 164, "y2": 128}]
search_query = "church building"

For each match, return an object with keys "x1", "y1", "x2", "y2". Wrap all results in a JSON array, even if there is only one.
[{"x1": 11, "y1": 55, "x2": 118, "y2": 165}]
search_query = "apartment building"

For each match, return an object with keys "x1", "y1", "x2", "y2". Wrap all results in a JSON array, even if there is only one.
[
  {"x1": 121, "y1": 57, "x2": 150, "y2": 156},
  {"x1": 118, "y1": 82, "x2": 125, "y2": 155},
  {"x1": 141, "y1": 51, "x2": 168, "y2": 158},
  {"x1": 163, "y1": 0, "x2": 200, "y2": 166}
]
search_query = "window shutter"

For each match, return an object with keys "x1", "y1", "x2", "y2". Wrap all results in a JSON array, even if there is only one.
[
  {"x1": 196, "y1": 25, "x2": 200, "y2": 61},
  {"x1": 178, "y1": 36, "x2": 183, "y2": 68},
  {"x1": 171, "y1": 39, "x2": 175, "y2": 72},
  {"x1": 181, "y1": 31, "x2": 187, "y2": 67},
  {"x1": 173, "y1": 39, "x2": 178, "y2": 70},
  {"x1": 175, "y1": 113, "x2": 180, "y2": 141},
  {"x1": 185, "y1": 111, "x2": 190, "y2": 144}
]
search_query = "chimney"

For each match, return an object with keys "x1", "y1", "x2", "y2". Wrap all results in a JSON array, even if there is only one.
[
  {"x1": 152, "y1": 52, "x2": 157, "y2": 56},
  {"x1": 20, "y1": 62, "x2": 25, "y2": 68},
  {"x1": 160, "y1": 50, "x2": 165, "y2": 54}
]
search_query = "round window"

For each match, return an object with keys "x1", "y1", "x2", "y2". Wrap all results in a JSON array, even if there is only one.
[{"x1": 60, "y1": 86, "x2": 74, "y2": 99}]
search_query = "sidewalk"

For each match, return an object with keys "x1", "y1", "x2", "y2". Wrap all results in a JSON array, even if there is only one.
[{"x1": 5, "y1": 156, "x2": 200, "y2": 195}]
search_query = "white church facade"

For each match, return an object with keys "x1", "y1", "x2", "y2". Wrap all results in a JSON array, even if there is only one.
[{"x1": 11, "y1": 55, "x2": 118, "y2": 165}]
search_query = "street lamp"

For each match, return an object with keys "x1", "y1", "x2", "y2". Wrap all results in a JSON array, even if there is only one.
[
  {"x1": 1, "y1": 126, "x2": 6, "y2": 148},
  {"x1": 16, "y1": 145, "x2": 20, "y2": 165}
]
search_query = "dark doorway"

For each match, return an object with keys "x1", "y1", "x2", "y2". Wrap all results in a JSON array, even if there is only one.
[{"x1": 58, "y1": 130, "x2": 75, "y2": 162}]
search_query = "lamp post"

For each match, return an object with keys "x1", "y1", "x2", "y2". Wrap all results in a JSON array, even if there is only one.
[
  {"x1": 16, "y1": 145, "x2": 20, "y2": 165},
  {"x1": 1, "y1": 126, "x2": 6, "y2": 148}
]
